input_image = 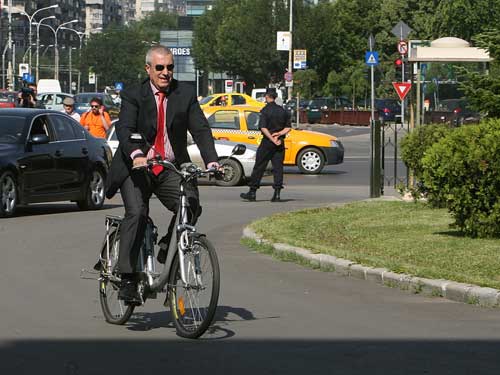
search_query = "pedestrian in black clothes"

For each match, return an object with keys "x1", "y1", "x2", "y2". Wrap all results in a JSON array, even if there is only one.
[{"x1": 240, "y1": 88, "x2": 291, "y2": 202}]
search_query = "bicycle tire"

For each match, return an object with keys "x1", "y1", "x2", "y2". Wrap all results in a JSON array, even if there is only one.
[
  {"x1": 168, "y1": 236, "x2": 220, "y2": 338},
  {"x1": 99, "y1": 230, "x2": 135, "y2": 325}
]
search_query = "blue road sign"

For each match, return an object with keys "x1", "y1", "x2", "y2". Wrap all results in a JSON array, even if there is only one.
[
  {"x1": 115, "y1": 82, "x2": 124, "y2": 91},
  {"x1": 22, "y1": 73, "x2": 34, "y2": 83},
  {"x1": 365, "y1": 51, "x2": 379, "y2": 66},
  {"x1": 421, "y1": 63, "x2": 427, "y2": 76}
]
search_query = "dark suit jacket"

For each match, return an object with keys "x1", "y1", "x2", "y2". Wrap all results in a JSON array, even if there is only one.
[{"x1": 105, "y1": 78, "x2": 218, "y2": 198}]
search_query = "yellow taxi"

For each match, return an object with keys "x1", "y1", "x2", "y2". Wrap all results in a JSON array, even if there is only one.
[
  {"x1": 203, "y1": 105, "x2": 344, "y2": 174},
  {"x1": 199, "y1": 93, "x2": 265, "y2": 108}
]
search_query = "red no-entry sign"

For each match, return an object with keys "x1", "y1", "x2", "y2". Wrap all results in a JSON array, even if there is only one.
[{"x1": 392, "y1": 82, "x2": 412, "y2": 100}]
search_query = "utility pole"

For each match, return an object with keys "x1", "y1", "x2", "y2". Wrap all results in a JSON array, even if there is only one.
[
  {"x1": 287, "y1": 0, "x2": 293, "y2": 102},
  {"x1": 7, "y1": 0, "x2": 14, "y2": 90}
]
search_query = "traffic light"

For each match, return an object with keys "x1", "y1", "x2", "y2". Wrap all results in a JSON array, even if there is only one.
[{"x1": 394, "y1": 58, "x2": 403, "y2": 70}]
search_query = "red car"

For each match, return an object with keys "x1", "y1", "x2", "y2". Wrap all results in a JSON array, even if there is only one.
[{"x1": 0, "y1": 91, "x2": 16, "y2": 108}]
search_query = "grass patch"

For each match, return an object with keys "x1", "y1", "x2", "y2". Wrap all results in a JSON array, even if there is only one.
[{"x1": 248, "y1": 200, "x2": 500, "y2": 289}]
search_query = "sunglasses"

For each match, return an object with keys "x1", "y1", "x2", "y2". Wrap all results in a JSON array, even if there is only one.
[
  {"x1": 64, "y1": 104, "x2": 73, "y2": 108},
  {"x1": 91, "y1": 105, "x2": 100, "y2": 109},
  {"x1": 154, "y1": 64, "x2": 174, "y2": 72}
]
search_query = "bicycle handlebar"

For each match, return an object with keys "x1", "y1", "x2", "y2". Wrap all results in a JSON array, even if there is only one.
[{"x1": 140, "y1": 158, "x2": 220, "y2": 179}]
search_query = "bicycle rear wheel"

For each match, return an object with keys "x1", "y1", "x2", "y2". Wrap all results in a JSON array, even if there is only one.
[
  {"x1": 99, "y1": 230, "x2": 135, "y2": 325},
  {"x1": 168, "y1": 236, "x2": 220, "y2": 338}
]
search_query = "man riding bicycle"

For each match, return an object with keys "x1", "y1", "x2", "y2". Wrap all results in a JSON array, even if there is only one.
[{"x1": 105, "y1": 46, "x2": 219, "y2": 305}]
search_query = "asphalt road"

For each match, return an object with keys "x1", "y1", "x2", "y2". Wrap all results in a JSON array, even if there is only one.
[{"x1": 1, "y1": 126, "x2": 500, "y2": 374}]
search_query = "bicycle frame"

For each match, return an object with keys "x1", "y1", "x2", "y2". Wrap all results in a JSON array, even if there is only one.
[{"x1": 141, "y1": 173, "x2": 196, "y2": 294}]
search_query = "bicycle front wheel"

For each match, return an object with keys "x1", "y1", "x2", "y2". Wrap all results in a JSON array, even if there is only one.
[
  {"x1": 169, "y1": 236, "x2": 220, "y2": 338},
  {"x1": 99, "y1": 230, "x2": 135, "y2": 325}
]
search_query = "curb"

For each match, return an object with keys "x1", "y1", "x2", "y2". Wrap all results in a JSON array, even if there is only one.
[{"x1": 242, "y1": 226, "x2": 500, "y2": 308}]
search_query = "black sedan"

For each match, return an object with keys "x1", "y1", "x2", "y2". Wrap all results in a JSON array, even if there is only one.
[{"x1": 0, "y1": 108, "x2": 113, "y2": 217}]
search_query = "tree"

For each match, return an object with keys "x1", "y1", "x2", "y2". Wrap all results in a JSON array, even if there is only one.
[
  {"x1": 193, "y1": 0, "x2": 288, "y2": 89},
  {"x1": 78, "y1": 12, "x2": 178, "y2": 89},
  {"x1": 457, "y1": 29, "x2": 500, "y2": 117},
  {"x1": 293, "y1": 69, "x2": 319, "y2": 99}
]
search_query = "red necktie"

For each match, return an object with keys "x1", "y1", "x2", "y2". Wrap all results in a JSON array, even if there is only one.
[{"x1": 152, "y1": 92, "x2": 166, "y2": 176}]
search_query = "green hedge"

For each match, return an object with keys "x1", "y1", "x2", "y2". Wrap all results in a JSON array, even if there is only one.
[
  {"x1": 422, "y1": 119, "x2": 500, "y2": 237},
  {"x1": 400, "y1": 123, "x2": 452, "y2": 205}
]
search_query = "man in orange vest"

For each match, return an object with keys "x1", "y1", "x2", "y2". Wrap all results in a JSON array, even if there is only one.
[{"x1": 80, "y1": 97, "x2": 111, "y2": 138}]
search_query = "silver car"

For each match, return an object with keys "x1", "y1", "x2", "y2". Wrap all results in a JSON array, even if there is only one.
[
  {"x1": 106, "y1": 123, "x2": 267, "y2": 186},
  {"x1": 36, "y1": 92, "x2": 73, "y2": 111}
]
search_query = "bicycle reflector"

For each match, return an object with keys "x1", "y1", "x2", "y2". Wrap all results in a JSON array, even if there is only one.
[{"x1": 178, "y1": 297, "x2": 185, "y2": 316}]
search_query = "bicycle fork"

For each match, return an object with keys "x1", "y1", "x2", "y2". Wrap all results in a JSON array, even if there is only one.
[
  {"x1": 140, "y1": 220, "x2": 158, "y2": 287},
  {"x1": 178, "y1": 227, "x2": 203, "y2": 286}
]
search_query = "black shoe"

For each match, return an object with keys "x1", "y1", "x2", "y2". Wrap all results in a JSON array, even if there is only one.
[
  {"x1": 240, "y1": 190, "x2": 256, "y2": 201},
  {"x1": 271, "y1": 189, "x2": 281, "y2": 202},
  {"x1": 157, "y1": 248, "x2": 167, "y2": 264},
  {"x1": 118, "y1": 280, "x2": 141, "y2": 305}
]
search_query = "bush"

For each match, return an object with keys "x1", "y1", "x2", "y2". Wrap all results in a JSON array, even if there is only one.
[
  {"x1": 400, "y1": 123, "x2": 452, "y2": 204},
  {"x1": 421, "y1": 119, "x2": 500, "y2": 237}
]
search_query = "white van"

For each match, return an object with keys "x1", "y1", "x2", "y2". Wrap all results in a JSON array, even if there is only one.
[
  {"x1": 37, "y1": 79, "x2": 62, "y2": 93},
  {"x1": 251, "y1": 88, "x2": 284, "y2": 105}
]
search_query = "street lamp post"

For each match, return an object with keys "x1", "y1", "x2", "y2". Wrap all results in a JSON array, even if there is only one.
[
  {"x1": 35, "y1": 15, "x2": 56, "y2": 82},
  {"x1": 34, "y1": 22, "x2": 56, "y2": 79},
  {"x1": 54, "y1": 20, "x2": 78, "y2": 80},
  {"x1": 60, "y1": 27, "x2": 84, "y2": 93},
  {"x1": 18, "y1": 5, "x2": 58, "y2": 76},
  {"x1": 35, "y1": 21, "x2": 57, "y2": 81}
]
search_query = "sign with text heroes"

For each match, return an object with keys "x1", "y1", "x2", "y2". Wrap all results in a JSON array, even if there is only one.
[
  {"x1": 170, "y1": 47, "x2": 191, "y2": 56},
  {"x1": 392, "y1": 82, "x2": 412, "y2": 100},
  {"x1": 277, "y1": 31, "x2": 291, "y2": 51}
]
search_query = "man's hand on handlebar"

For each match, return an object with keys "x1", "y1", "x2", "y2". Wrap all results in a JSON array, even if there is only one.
[
  {"x1": 206, "y1": 161, "x2": 221, "y2": 171},
  {"x1": 132, "y1": 156, "x2": 148, "y2": 169}
]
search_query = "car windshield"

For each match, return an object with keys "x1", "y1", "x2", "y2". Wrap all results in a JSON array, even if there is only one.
[
  {"x1": 0, "y1": 93, "x2": 14, "y2": 102},
  {"x1": 199, "y1": 96, "x2": 213, "y2": 105},
  {"x1": 441, "y1": 100, "x2": 467, "y2": 111},
  {"x1": 309, "y1": 98, "x2": 332, "y2": 107},
  {"x1": 74, "y1": 94, "x2": 97, "y2": 105},
  {"x1": 0, "y1": 116, "x2": 25, "y2": 143}
]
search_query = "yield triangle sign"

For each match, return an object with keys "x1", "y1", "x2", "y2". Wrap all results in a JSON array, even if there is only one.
[{"x1": 392, "y1": 82, "x2": 412, "y2": 100}]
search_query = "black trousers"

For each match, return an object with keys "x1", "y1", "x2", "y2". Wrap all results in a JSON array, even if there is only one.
[
  {"x1": 248, "y1": 138, "x2": 284, "y2": 190},
  {"x1": 117, "y1": 169, "x2": 200, "y2": 274}
]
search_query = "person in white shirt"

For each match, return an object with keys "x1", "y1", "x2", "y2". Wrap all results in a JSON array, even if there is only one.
[{"x1": 61, "y1": 97, "x2": 81, "y2": 122}]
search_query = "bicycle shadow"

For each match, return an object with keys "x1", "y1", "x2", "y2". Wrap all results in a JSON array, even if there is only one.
[{"x1": 125, "y1": 305, "x2": 274, "y2": 340}]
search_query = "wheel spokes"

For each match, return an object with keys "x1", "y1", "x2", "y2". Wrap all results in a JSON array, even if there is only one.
[
  {"x1": 1, "y1": 177, "x2": 16, "y2": 213},
  {"x1": 90, "y1": 172, "x2": 104, "y2": 204}
]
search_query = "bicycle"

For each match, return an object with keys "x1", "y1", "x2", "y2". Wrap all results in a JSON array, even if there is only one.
[{"x1": 92, "y1": 142, "x2": 246, "y2": 338}]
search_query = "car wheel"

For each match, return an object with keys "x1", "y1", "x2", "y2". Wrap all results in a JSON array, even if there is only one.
[
  {"x1": 216, "y1": 158, "x2": 243, "y2": 187},
  {"x1": 297, "y1": 147, "x2": 325, "y2": 174},
  {"x1": 77, "y1": 169, "x2": 105, "y2": 210},
  {"x1": 0, "y1": 171, "x2": 18, "y2": 218}
]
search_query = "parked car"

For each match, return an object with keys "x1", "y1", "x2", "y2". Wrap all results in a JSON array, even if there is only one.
[
  {"x1": 203, "y1": 105, "x2": 344, "y2": 174},
  {"x1": 74, "y1": 92, "x2": 120, "y2": 119},
  {"x1": 199, "y1": 93, "x2": 264, "y2": 108},
  {"x1": 374, "y1": 98, "x2": 400, "y2": 123},
  {"x1": 37, "y1": 92, "x2": 73, "y2": 111},
  {"x1": 251, "y1": 88, "x2": 284, "y2": 103},
  {"x1": 438, "y1": 98, "x2": 480, "y2": 126},
  {"x1": 305, "y1": 97, "x2": 352, "y2": 124},
  {"x1": 106, "y1": 122, "x2": 268, "y2": 186},
  {"x1": 0, "y1": 108, "x2": 113, "y2": 217},
  {"x1": 0, "y1": 91, "x2": 16, "y2": 108}
]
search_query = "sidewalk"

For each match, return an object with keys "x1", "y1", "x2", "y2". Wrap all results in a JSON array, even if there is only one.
[{"x1": 242, "y1": 198, "x2": 500, "y2": 309}]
